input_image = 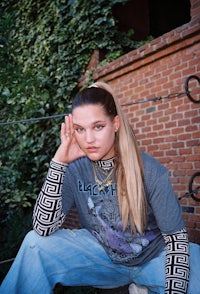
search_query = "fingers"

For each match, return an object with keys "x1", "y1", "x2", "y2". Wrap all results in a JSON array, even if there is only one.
[
  {"x1": 60, "y1": 115, "x2": 74, "y2": 141},
  {"x1": 65, "y1": 114, "x2": 74, "y2": 138},
  {"x1": 69, "y1": 114, "x2": 74, "y2": 134}
]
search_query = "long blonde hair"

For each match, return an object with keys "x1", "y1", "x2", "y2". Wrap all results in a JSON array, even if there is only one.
[{"x1": 88, "y1": 81, "x2": 147, "y2": 234}]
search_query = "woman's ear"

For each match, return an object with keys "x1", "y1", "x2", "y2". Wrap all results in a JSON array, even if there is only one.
[{"x1": 114, "y1": 115, "x2": 120, "y2": 132}]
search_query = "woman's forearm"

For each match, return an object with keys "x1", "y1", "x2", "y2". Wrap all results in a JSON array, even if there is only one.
[
  {"x1": 33, "y1": 159, "x2": 67, "y2": 236},
  {"x1": 163, "y1": 229, "x2": 190, "y2": 294}
]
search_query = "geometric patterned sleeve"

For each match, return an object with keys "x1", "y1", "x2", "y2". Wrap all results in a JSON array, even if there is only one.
[
  {"x1": 163, "y1": 228, "x2": 190, "y2": 294},
  {"x1": 33, "y1": 159, "x2": 68, "y2": 236}
]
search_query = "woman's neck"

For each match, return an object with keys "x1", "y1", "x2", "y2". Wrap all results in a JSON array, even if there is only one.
[{"x1": 92, "y1": 157, "x2": 115, "y2": 171}]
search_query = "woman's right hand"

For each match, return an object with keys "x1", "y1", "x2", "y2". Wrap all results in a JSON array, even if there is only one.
[{"x1": 53, "y1": 115, "x2": 85, "y2": 164}]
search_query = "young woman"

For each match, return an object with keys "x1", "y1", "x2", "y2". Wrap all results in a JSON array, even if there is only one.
[{"x1": 1, "y1": 82, "x2": 200, "y2": 294}]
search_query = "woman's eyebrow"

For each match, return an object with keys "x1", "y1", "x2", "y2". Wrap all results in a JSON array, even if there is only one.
[
  {"x1": 93, "y1": 120, "x2": 106, "y2": 124},
  {"x1": 73, "y1": 120, "x2": 106, "y2": 126}
]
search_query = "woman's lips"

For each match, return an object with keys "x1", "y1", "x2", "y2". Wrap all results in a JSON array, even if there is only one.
[{"x1": 86, "y1": 147, "x2": 98, "y2": 153}]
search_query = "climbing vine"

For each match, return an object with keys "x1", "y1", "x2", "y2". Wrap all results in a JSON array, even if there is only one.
[
  {"x1": 0, "y1": 0, "x2": 152, "y2": 278},
  {"x1": 0, "y1": 0, "x2": 143, "y2": 208}
]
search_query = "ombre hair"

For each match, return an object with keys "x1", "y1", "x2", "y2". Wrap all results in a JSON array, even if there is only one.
[{"x1": 72, "y1": 82, "x2": 147, "y2": 234}]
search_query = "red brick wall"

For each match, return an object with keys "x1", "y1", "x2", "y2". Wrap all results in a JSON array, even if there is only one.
[{"x1": 65, "y1": 0, "x2": 200, "y2": 244}]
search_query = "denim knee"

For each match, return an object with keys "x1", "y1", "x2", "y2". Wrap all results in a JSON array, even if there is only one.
[{"x1": 22, "y1": 230, "x2": 43, "y2": 248}]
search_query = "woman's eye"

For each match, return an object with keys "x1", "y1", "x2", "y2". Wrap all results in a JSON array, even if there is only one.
[
  {"x1": 95, "y1": 125, "x2": 104, "y2": 130},
  {"x1": 76, "y1": 127, "x2": 84, "y2": 133}
]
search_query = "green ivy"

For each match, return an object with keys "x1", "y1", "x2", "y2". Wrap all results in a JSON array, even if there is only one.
[
  {"x1": 0, "y1": 0, "x2": 142, "y2": 210},
  {"x1": 0, "y1": 0, "x2": 152, "y2": 279}
]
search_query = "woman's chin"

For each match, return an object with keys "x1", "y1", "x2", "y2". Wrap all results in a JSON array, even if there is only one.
[{"x1": 86, "y1": 153, "x2": 102, "y2": 161}]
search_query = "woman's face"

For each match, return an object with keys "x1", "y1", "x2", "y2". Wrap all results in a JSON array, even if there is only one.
[{"x1": 72, "y1": 104, "x2": 120, "y2": 161}]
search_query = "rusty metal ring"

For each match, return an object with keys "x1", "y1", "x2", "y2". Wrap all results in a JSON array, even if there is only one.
[
  {"x1": 184, "y1": 75, "x2": 200, "y2": 104},
  {"x1": 188, "y1": 171, "x2": 200, "y2": 202}
]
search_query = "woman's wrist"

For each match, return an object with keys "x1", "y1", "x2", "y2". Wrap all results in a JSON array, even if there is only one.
[{"x1": 52, "y1": 157, "x2": 69, "y2": 166}]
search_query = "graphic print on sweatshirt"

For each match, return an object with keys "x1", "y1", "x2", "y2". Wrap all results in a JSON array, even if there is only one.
[{"x1": 78, "y1": 180, "x2": 157, "y2": 263}]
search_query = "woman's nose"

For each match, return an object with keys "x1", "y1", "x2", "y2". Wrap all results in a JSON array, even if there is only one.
[{"x1": 85, "y1": 130, "x2": 95, "y2": 143}]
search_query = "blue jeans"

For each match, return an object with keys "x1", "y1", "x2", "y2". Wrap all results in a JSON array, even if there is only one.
[{"x1": 1, "y1": 229, "x2": 200, "y2": 294}]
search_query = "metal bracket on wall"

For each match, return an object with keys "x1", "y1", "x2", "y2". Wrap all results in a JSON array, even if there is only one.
[
  {"x1": 185, "y1": 75, "x2": 200, "y2": 104},
  {"x1": 121, "y1": 74, "x2": 200, "y2": 107},
  {"x1": 179, "y1": 172, "x2": 200, "y2": 202}
]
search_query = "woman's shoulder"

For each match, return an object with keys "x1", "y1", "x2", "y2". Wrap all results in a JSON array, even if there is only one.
[
  {"x1": 67, "y1": 156, "x2": 91, "y2": 173},
  {"x1": 141, "y1": 152, "x2": 167, "y2": 178}
]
